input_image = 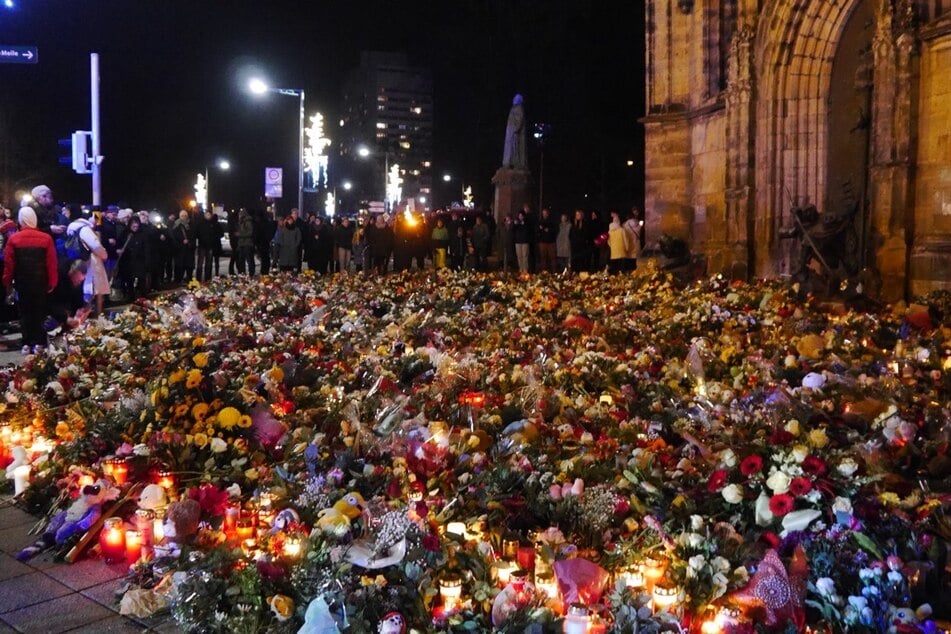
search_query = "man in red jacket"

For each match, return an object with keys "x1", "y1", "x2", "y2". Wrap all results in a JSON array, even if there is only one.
[{"x1": 3, "y1": 207, "x2": 58, "y2": 354}]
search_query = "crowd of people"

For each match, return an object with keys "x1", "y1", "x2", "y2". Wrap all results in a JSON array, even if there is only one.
[{"x1": 0, "y1": 184, "x2": 644, "y2": 355}]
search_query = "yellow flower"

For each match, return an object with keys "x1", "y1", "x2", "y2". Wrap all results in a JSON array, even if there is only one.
[
  {"x1": 269, "y1": 595, "x2": 294, "y2": 622},
  {"x1": 237, "y1": 414, "x2": 253, "y2": 429},
  {"x1": 217, "y1": 407, "x2": 241, "y2": 429},
  {"x1": 244, "y1": 467, "x2": 259, "y2": 481},
  {"x1": 169, "y1": 369, "x2": 186, "y2": 385},
  {"x1": 879, "y1": 492, "x2": 900, "y2": 507},
  {"x1": 807, "y1": 428, "x2": 829, "y2": 449},
  {"x1": 267, "y1": 366, "x2": 285, "y2": 383},
  {"x1": 192, "y1": 337, "x2": 206, "y2": 348},
  {"x1": 192, "y1": 352, "x2": 209, "y2": 368},
  {"x1": 186, "y1": 369, "x2": 203, "y2": 389},
  {"x1": 191, "y1": 402, "x2": 210, "y2": 421},
  {"x1": 174, "y1": 403, "x2": 190, "y2": 418},
  {"x1": 360, "y1": 575, "x2": 387, "y2": 587},
  {"x1": 193, "y1": 432, "x2": 209, "y2": 448}
]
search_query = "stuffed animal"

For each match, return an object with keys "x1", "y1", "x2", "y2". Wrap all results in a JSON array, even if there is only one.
[
  {"x1": 137, "y1": 484, "x2": 167, "y2": 511},
  {"x1": 315, "y1": 492, "x2": 365, "y2": 536},
  {"x1": 16, "y1": 479, "x2": 119, "y2": 560},
  {"x1": 164, "y1": 499, "x2": 201, "y2": 543},
  {"x1": 377, "y1": 612, "x2": 406, "y2": 634},
  {"x1": 5, "y1": 446, "x2": 29, "y2": 479}
]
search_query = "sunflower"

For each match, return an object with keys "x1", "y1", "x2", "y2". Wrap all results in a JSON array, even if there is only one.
[
  {"x1": 192, "y1": 352, "x2": 209, "y2": 368},
  {"x1": 169, "y1": 369, "x2": 186, "y2": 385},
  {"x1": 193, "y1": 432, "x2": 209, "y2": 449},
  {"x1": 217, "y1": 407, "x2": 241, "y2": 430},
  {"x1": 237, "y1": 414, "x2": 253, "y2": 428},
  {"x1": 191, "y1": 402, "x2": 210, "y2": 422}
]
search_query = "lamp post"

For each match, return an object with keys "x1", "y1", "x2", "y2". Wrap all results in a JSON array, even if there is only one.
[
  {"x1": 200, "y1": 159, "x2": 230, "y2": 212},
  {"x1": 358, "y1": 145, "x2": 391, "y2": 213},
  {"x1": 249, "y1": 78, "x2": 305, "y2": 214}
]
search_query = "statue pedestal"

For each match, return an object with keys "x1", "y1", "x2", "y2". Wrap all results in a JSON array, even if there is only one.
[{"x1": 492, "y1": 168, "x2": 532, "y2": 226}]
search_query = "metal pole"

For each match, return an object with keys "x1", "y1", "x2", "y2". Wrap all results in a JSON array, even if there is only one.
[
  {"x1": 538, "y1": 145, "x2": 544, "y2": 213},
  {"x1": 298, "y1": 90, "x2": 305, "y2": 214},
  {"x1": 384, "y1": 152, "x2": 389, "y2": 214},
  {"x1": 204, "y1": 167, "x2": 209, "y2": 211},
  {"x1": 90, "y1": 53, "x2": 102, "y2": 206}
]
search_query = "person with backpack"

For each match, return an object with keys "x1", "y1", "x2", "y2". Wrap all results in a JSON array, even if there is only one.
[{"x1": 66, "y1": 211, "x2": 109, "y2": 317}]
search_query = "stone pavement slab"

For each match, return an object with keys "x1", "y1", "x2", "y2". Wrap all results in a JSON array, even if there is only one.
[
  {"x1": 0, "y1": 571, "x2": 72, "y2": 612},
  {"x1": 0, "y1": 593, "x2": 115, "y2": 633}
]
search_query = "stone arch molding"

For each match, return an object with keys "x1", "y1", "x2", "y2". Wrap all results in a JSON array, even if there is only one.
[{"x1": 751, "y1": 0, "x2": 868, "y2": 276}]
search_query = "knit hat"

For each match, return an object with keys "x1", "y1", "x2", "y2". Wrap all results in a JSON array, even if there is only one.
[
  {"x1": 18, "y1": 207, "x2": 38, "y2": 229},
  {"x1": 31, "y1": 185, "x2": 51, "y2": 199},
  {"x1": 117, "y1": 208, "x2": 133, "y2": 221}
]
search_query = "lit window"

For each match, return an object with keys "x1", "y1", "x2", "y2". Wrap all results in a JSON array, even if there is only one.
[
  {"x1": 422, "y1": 161, "x2": 431, "y2": 168},
  {"x1": 400, "y1": 141, "x2": 411, "y2": 149},
  {"x1": 411, "y1": 106, "x2": 422, "y2": 114},
  {"x1": 376, "y1": 122, "x2": 387, "y2": 129}
]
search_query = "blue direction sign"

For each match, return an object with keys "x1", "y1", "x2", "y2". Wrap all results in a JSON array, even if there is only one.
[{"x1": 0, "y1": 46, "x2": 38, "y2": 64}]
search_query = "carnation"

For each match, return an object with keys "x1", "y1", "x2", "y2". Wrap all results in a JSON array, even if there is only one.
[
  {"x1": 789, "y1": 476, "x2": 812, "y2": 496},
  {"x1": 707, "y1": 468, "x2": 729, "y2": 492},
  {"x1": 802, "y1": 455, "x2": 828, "y2": 477}
]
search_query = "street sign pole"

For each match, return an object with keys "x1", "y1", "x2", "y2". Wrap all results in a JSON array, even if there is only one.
[{"x1": 90, "y1": 53, "x2": 102, "y2": 207}]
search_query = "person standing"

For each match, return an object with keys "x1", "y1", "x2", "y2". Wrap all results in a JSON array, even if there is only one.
[
  {"x1": 3, "y1": 208, "x2": 58, "y2": 354},
  {"x1": 430, "y1": 217, "x2": 449, "y2": 269},
  {"x1": 607, "y1": 211, "x2": 631, "y2": 274},
  {"x1": 334, "y1": 217, "x2": 354, "y2": 274},
  {"x1": 194, "y1": 210, "x2": 218, "y2": 282},
  {"x1": 67, "y1": 212, "x2": 110, "y2": 317},
  {"x1": 470, "y1": 215, "x2": 491, "y2": 271},
  {"x1": 235, "y1": 208, "x2": 256, "y2": 275},
  {"x1": 273, "y1": 215, "x2": 302, "y2": 273},
  {"x1": 512, "y1": 211, "x2": 530, "y2": 273},
  {"x1": 29, "y1": 185, "x2": 67, "y2": 239},
  {"x1": 569, "y1": 209, "x2": 590, "y2": 273},
  {"x1": 622, "y1": 208, "x2": 643, "y2": 271},
  {"x1": 536, "y1": 207, "x2": 557, "y2": 273},
  {"x1": 556, "y1": 212, "x2": 571, "y2": 272},
  {"x1": 171, "y1": 210, "x2": 195, "y2": 283}
]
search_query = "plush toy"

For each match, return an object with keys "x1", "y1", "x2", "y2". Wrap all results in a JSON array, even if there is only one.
[
  {"x1": 137, "y1": 484, "x2": 168, "y2": 511},
  {"x1": 377, "y1": 612, "x2": 406, "y2": 634},
  {"x1": 886, "y1": 604, "x2": 930, "y2": 634},
  {"x1": 16, "y1": 479, "x2": 119, "y2": 560},
  {"x1": 153, "y1": 499, "x2": 201, "y2": 558},
  {"x1": 5, "y1": 446, "x2": 29, "y2": 479},
  {"x1": 315, "y1": 492, "x2": 365, "y2": 536}
]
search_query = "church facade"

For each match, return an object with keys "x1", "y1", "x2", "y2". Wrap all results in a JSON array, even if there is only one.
[{"x1": 643, "y1": 0, "x2": 951, "y2": 300}]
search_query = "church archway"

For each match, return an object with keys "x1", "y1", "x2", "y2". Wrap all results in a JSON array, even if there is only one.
[{"x1": 752, "y1": 0, "x2": 872, "y2": 277}]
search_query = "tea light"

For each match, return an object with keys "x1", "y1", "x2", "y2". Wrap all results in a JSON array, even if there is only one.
[
  {"x1": 439, "y1": 574, "x2": 463, "y2": 611},
  {"x1": 502, "y1": 538, "x2": 519, "y2": 559},
  {"x1": 283, "y1": 535, "x2": 302, "y2": 559},
  {"x1": 125, "y1": 529, "x2": 143, "y2": 565},
  {"x1": 563, "y1": 603, "x2": 591, "y2": 634},
  {"x1": 78, "y1": 473, "x2": 95, "y2": 488},
  {"x1": 242, "y1": 538, "x2": 258, "y2": 557},
  {"x1": 495, "y1": 560, "x2": 517, "y2": 586},
  {"x1": 12, "y1": 464, "x2": 31, "y2": 496},
  {"x1": 517, "y1": 545, "x2": 535, "y2": 572},
  {"x1": 641, "y1": 557, "x2": 667, "y2": 591},
  {"x1": 535, "y1": 572, "x2": 558, "y2": 598},
  {"x1": 652, "y1": 582, "x2": 681, "y2": 614},
  {"x1": 445, "y1": 522, "x2": 466, "y2": 538},
  {"x1": 465, "y1": 520, "x2": 485, "y2": 542},
  {"x1": 99, "y1": 517, "x2": 126, "y2": 564},
  {"x1": 701, "y1": 620, "x2": 721, "y2": 634}
]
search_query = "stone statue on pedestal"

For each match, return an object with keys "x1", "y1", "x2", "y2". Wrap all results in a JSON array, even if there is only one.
[{"x1": 502, "y1": 94, "x2": 526, "y2": 169}]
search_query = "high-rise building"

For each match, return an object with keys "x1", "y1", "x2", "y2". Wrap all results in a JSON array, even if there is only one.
[{"x1": 338, "y1": 51, "x2": 433, "y2": 211}]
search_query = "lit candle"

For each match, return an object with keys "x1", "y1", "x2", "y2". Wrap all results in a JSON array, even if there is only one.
[
  {"x1": 617, "y1": 566, "x2": 645, "y2": 590},
  {"x1": 112, "y1": 460, "x2": 129, "y2": 485},
  {"x1": 283, "y1": 535, "x2": 302, "y2": 559},
  {"x1": 235, "y1": 518, "x2": 254, "y2": 541},
  {"x1": 563, "y1": 603, "x2": 591, "y2": 634},
  {"x1": 125, "y1": 529, "x2": 143, "y2": 565},
  {"x1": 439, "y1": 574, "x2": 463, "y2": 612},
  {"x1": 78, "y1": 473, "x2": 95, "y2": 488},
  {"x1": 101, "y1": 458, "x2": 115, "y2": 478},
  {"x1": 517, "y1": 545, "x2": 535, "y2": 572},
  {"x1": 99, "y1": 517, "x2": 126, "y2": 564},
  {"x1": 134, "y1": 509, "x2": 154, "y2": 548},
  {"x1": 12, "y1": 465, "x2": 31, "y2": 496},
  {"x1": 445, "y1": 522, "x2": 466, "y2": 538},
  {"x1": 156, "y1": 470, "x2": 175, "y2": 491},
  {"x1": 652, "y1": 582, "x2": 681, "y2": 614},
  {"x1": 641, "y1": 557, "x2": 666, "y2": 591},
  {"x1": 495, "y1": 560, "x2": 517, "y2": 586},
  {"x1": 701, "y1": 620, "x2": 721, "y2": 634},
  {"x1": 502, "y1": 538, "x2": 519, "y2": 559},
  {"x1": 242, "y1": 538, "x2": 257, "y2": 557},
  {"x1": 153, "y1": 517, "x2": 165, "y2": 543},
  {"x1": 223, "y1": 503, "x2": 241, "y2": 536}
]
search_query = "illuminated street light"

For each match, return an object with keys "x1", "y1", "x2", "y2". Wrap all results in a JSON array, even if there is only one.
[
  {"x1": 442, "y1": 173, "x2": 452, "y2": 182},
  {"x1": 342, "y1": 181, "x2": 353, "y2": 191},
  {"x1": 247, "y1": 77, "x2": 305, "y2": 213},
  {"x1": 197, "y1": 158, "x2": 231, "y2": 211},
  {"x1": 357, "y1": 144, "x2": 395, "y2": 212}
]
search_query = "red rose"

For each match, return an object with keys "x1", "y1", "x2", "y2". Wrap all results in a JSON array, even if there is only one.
[
  {"x1": 707, "y1": 469, "x2": 729, "y2": 492},
  {"x1": 789, "y1": 476, "x2": 812, "y2": 496},
  {"x1": 769, "y1": 430, "x2": 794, "y2": 445},
  {"x1": 802, "y1": 455, "x2": 828, "y2": 477},
  {"x1": 187, "y1": 483, "x2": 229, "y2": 517},
  {"x1": 768, "y1": 493, "x2": 795, "y2": 516},
  {"x1": 740, "y1": 455, "x2": 764, "y2": 476}
]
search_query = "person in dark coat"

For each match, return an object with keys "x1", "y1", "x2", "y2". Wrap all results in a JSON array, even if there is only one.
[
  {"x1": 314, "y1": 216, "x2": 334, "y2": 274},
  {"x1": 2, "y1": 207, "x2": 58, "y2": 353},
  {"x1": 171, "y1": 210, "x2": 195, "y2": 283},
  {"x1": 235, "y1": 208, "x2": 256, "y2": 275},
  {"x1": 569, "y1": 209, "x2": 590, "y2": 273},
  {"x1": 194, "y1": 210, "x2": 218, "y2": 282},
  {"x1": 118, "y1": 216, "x2": 152, "y2": 298}
]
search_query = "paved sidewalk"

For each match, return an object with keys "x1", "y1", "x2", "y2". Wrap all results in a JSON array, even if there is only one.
[{"x1": 0, "y1": 496, "x2": 181, "y2": 633}]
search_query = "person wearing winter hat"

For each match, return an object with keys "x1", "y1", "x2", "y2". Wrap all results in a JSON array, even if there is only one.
[
  {"x1": 29, "y1": 185, "x2": 67, "y2": 236},
  {"x1": 3, "y1": 207, "x2": 58, "y2": 354},
  {"x1": 66, "y1": 212, "x2": 110, "y2": 317}
]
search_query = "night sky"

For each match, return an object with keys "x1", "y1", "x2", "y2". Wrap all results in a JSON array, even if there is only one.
[{"x1": 1, "y1": 0, "x2": 644, "y2": 215}]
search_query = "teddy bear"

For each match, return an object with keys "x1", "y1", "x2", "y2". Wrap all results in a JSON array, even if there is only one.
[
  {"x1": 16, "y1": 479, "x2": 119, "y2": 560},
  {"x1": 153, "y1": 499, "x2": 201, "y2": 558}
]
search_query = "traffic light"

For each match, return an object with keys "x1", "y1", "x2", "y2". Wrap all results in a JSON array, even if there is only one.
[{"x1": 58, "y1": 130, "x2": 92, "y2": 174}]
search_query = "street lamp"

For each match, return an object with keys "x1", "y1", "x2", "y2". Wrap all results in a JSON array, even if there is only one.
[
  {"x1": 199, "y1": 158, "x2": 231, "y2": 211},
  {"x1": 357, "y1": 144, "x2": 392, "y2": 212},
  {"x1": 248, "y1": 78, "x2": 305, "y2": 214}
]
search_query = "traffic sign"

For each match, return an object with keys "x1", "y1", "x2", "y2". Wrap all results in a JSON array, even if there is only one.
[
  {"x1": 0, "y1": 46, "x2": 38, "y2": 64},
  {"x1": 368, "y1": 201, "x2": 385, "y2": 213},
  {"x1": 264, "y1": 167, "x2": 283, "y2": 198}
]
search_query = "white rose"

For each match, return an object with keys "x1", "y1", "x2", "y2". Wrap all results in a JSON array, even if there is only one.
[
  {"x1": 719, "y1": 448, "x2": 738, "y2": 468},
  {"x1": 722, "y1": 484, "x2": 744, "y2": 504},
  {"x1": 209, "y1": 437, "x2": 228, "y2": 453},
  {"x1": 785, "y1": 419, "x2": 801, "y2": 436},
  {"x1": 688, "y1": 554, "x2": 706, "y2": 571},
  {"x1": 690, "y1": 515, "x2": 704, "y2": 531},
  {"x1": 712, "y1": 556, "x2": 731, "y2": 573},
  {"x1": 766, "y1": 470, "x2": 792, "y2": 494},
  {"x1": 837, "y1": 458, "x2": 859, "y2": 477},
  {"x1": 686, "y1": 532, "x2": 704, "y2": 548}
]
